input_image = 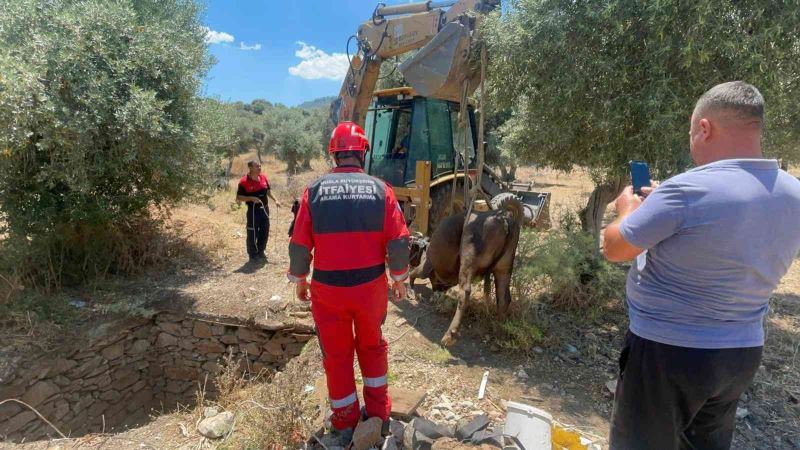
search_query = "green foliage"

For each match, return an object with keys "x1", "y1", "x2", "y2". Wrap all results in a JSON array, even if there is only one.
[
  {"x1": 485, "y1": 0, "x2": 800, "y2": 181},
  {"x1": 226, "y1": 99, "x2": 327, "y2": 172},
  {"x1": 0, "y1": 0, "x2": 220, "y2": 288},
  {"x1": 494, "y1": 317, "x2": 545, "y2": 351},
  {"x1": 514, "y1": 212, "x2": 626, "y2": 312}
]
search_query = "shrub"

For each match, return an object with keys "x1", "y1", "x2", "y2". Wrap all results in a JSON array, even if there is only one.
[
  {"x1": 0, "y1": 0, "x2": 220, "y2": 290},
  {"x1": 514, "y1": 211, "x2": 625, "y2": 313}
]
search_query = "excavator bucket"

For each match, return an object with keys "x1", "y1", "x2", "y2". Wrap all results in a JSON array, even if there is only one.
[{"x1": 399, "y1": 22, "x2": 478, "y2": 102}]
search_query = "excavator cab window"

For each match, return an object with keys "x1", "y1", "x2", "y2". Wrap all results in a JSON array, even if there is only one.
[
  {"x1": 365, "y1": 96, "x2": 476, "y2": 186},
  {"x1": 365, "y1": 100, "x2": 412, "y2": 187}
]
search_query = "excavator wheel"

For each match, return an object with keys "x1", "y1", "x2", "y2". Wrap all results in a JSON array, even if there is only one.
[{"x1": 427, "y1": 181, "x2": 467, "y2": 236}]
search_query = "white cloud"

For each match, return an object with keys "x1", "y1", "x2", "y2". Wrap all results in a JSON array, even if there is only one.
[
  {"x1": 239, "y1": 42, "x2": 262, "y2": 51},
  {"x1": 202, "y1": 27, "x2": 234, "y2": 45},
  {"x1": 288, "y1": 41, "x2": 349, "y2": 81}
]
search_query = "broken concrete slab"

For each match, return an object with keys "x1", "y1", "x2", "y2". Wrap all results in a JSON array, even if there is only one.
[
  {"x1": 412, "y1": 417, "x2": 454, "y2": 440},
  {"x1": 455, "y1": 414, "x2": 490, "y2": 440}
]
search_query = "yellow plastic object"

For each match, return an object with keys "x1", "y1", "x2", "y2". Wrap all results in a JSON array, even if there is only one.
[{"x1": 551, "y1": 425, "x2": 588, "y2": 450}]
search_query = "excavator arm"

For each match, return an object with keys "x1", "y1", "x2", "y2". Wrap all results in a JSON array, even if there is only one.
[{"x1": 329, "y1": 0, "x2": 499, "y2": 129}]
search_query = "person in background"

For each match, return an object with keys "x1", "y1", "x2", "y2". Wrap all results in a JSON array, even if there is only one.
[
  {"x1": 236, "y1": 160, "x2": 282, "y2": 261},
  {"x1": 603, "y1": 81, "x2": 800, "y2": 450}
]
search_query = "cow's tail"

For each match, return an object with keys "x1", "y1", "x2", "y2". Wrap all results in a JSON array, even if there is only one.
[{"x1": 497, "y1": 194, "x2": 525, "y2": 227}]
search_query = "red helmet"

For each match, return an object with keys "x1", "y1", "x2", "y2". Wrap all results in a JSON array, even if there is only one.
[{"x1": 329, "y1": 122, "x2": 370, "y2": 153}]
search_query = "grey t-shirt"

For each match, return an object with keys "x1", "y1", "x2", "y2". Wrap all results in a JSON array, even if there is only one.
[{"x1": 619, "y1": 159, "x2": 800, "y2": 349}]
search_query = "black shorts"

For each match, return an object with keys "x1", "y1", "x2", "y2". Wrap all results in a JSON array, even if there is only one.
[{"x1": 610, "y1": 331, "x2": 762, "y2": 450}]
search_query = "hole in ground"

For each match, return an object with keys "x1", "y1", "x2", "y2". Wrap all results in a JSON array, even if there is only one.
[{"x1": 0, "y1": 311, "x2": 314, "y2": 443}]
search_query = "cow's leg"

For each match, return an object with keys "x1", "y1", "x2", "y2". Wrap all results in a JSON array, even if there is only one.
[
  {"x1": 408, "y1": 257, "x2": 434, "y2": 300},
  {"x1": 494, "y1": 272, "x2": 512, "y2": 319},
  {"x1": 483, "y1": 273, "x2": 493, "y2": 303},
  {"x1": 441, "y1": 268, "x2": 473, "y2": 347}
]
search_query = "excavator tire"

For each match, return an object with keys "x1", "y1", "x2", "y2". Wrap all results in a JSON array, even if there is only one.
[{"x1": 427, "y1": 180, "x2": 467, "y2": 236}]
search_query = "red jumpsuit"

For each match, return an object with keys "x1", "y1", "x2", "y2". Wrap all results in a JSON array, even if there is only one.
[{"x1": 288, "y1": 166, "x2": 410, "y2": 430}]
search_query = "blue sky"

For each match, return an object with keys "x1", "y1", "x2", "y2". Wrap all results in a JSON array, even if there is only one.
[{"x1": 201, "y1": 0, "x2": 414, "y2": 106}]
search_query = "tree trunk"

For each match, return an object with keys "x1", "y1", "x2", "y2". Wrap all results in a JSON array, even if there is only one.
[
  {"x1": 581, "y1": 176, "x2": 626, "y2": 252},
  {"x1": 286, "y1": 151, "x2": 298, "y2": 175}
]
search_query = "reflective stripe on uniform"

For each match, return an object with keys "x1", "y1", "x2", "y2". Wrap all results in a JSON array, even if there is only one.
[
  {"x1": 390, "y1": 269, "x2": 409, "y2": 282},
  {"x1": 286, "y1": 272, "x2": 308, "y2": 284},
  {"x1": 363, "y1": 374, "x2": 388, "y2": 388},
  {"x1": 330, "y1": 391, "x2": 358, "y2": 408}
]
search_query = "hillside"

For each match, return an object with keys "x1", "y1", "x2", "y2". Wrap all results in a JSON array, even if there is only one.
[{"x1": 297, "y1": 96, "x2": 336, "y2": 111}]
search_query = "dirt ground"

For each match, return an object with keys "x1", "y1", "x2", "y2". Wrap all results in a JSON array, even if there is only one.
[{"x1": 5, "y1": 156, "x2": 800, "y2": 449}]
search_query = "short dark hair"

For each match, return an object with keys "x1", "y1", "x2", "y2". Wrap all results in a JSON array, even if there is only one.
[
  {"x1": 694, "y1": 81, "x2": 764, "y2": 125},
  {"x1": 247, "y1": 159, "x2": 260, "y2": 169},
  {"x1": 334, "y1": 151, "x2": 365, "y2": 165}
]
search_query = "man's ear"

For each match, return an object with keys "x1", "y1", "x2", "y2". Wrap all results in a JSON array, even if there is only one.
[{"x1": 699, "y1": 118, "x2": 712, "y2": 141}]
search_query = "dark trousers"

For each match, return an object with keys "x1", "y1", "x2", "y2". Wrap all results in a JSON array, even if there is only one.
[
  {"x1": 246, "y1": 206, "x2": 269, "y2": 257},
  {"x1": 610, "y1": 331, "x2": 762, "y2": 450}
]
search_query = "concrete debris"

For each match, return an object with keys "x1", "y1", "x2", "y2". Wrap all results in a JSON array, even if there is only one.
[
  {"x1": 455, "y1": 414, "x2": 490, "y2": 440},
  {"x1": 736, "y1": 407, "x2": 749, "y2": 420},
  {"x1": 383, "y1": 435, "x2": 400, "y2": 450},
  {"x1": 197, "y1": 411, "x2": 234, "y2": 439},
  {"x1": 470, "y1": 429, "x2": 504, "y2": 447},
  {"x1": 412, "y1": 417, "x2": 455, "y2": 440},
  {"x1": 352, "y1": 417, "x2": 383, "y2": 450},
  {"x1": 389, "y1": 418, "x2": 405, "y2": 438}
]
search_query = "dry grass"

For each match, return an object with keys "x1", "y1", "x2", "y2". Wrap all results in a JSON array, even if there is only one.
[{"x1": 191, "y1": 343, "x2": 321, "y2": 449}]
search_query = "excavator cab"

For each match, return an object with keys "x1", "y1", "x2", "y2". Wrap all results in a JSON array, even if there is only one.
[
  {"x1": 364, "y1": 88, "x2": 551, "y2": 235},
  {"x1": 364, "y1": 89, "x2": 476, "y2": 188}
]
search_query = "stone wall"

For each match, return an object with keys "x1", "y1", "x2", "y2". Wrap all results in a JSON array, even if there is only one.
[{"x1": 0, "y1": 311, "x2": 315, "y2": 443}]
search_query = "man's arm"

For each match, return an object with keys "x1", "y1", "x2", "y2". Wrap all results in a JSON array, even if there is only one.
[
  {"x1": 383, "y1": 186, "x2": 411, "y2": 299},
  {"x1": 288, "y1": 189, "x2": 314, "y2": 299},
  {"x1": 235, "y1": 184, "x2": 261, "y2": 205},
  {"x1": 267, "y1": 190, "x2": 282, "y2": 208},
  {"x1": 603, "y1": 184, "x2": 684, "y2": 262},
  {"x1": 603, "y1": 186, "x2": 645, "y2": 262}
]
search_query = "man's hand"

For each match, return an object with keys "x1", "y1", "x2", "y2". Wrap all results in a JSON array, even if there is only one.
[
  {"x1": 295, "y1": 281, "x2": 310, "y2": 302},
  {"x1": 615, "y1": 186, "x2": 644, "y2": 218},
  {"x1": 639, "y1": 180, "x2": 660, "y2": 198},
  {"x1": 390, "y1": 280, "x2": 407, "y2": 302},
  {"x1": 275, "y1": 200, "x2": 283, "y2": 208}
]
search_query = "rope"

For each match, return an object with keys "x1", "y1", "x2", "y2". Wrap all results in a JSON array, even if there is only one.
[{"x1": 0, "y1": 399, "x2": 67, "y2": 439}]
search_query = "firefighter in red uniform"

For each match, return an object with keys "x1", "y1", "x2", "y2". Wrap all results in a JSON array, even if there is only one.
[{"x1": 287, "y1": 122, "x2": 410, "y2": 443}]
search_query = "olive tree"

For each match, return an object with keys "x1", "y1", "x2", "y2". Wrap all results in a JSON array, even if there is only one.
[
  {"x1": 0, "y1": 0, "x2": 219, "y2": 285},
  {"x1": 485, "y1": 0, "x2": 800, "y2": 244}
]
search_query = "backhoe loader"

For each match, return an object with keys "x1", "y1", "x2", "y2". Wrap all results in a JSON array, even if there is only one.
[{"x1": 330, "y1": 0, "x2": 550, "y2": 235}]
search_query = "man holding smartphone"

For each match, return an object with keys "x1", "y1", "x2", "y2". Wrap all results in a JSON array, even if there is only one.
[{"x1": 603, "y1": 81, "x2": 800, "y2": 449}]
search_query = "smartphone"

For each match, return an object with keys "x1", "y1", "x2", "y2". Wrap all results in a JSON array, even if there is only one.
[{"x1": 630, "y1": 161, "x2": 651, "y2": 196}]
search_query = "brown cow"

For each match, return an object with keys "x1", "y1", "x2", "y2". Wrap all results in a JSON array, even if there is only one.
[{"x1": 409, "y1": 197, "x2": 524, "y2": 346}]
